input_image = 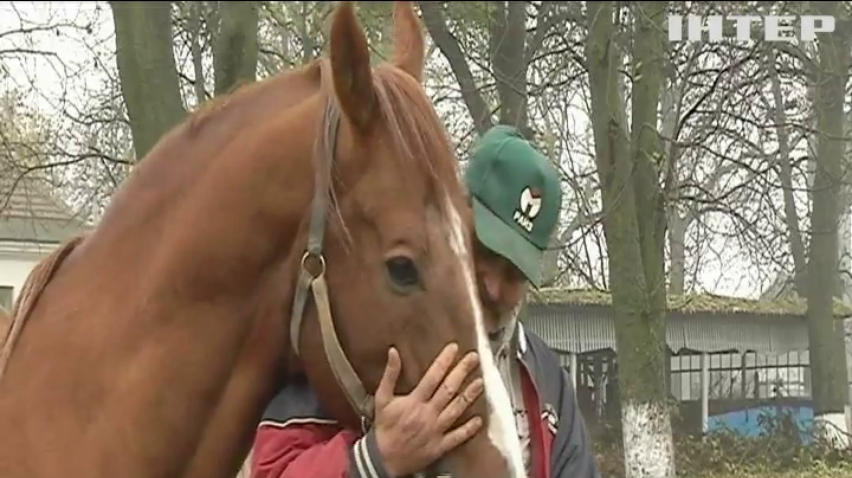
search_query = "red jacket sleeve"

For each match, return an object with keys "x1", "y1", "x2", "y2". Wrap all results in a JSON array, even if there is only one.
[{"x1": 250, "y1": 422, "x2": 392, "y2": 478}]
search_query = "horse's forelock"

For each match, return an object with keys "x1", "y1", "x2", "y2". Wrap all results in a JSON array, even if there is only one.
[
  {"x1": 369, "y1": 65, "x2": 463, "y2": 212},
  {"x1": 369, "y1": 62, "x2": 528, "y2": 478}
]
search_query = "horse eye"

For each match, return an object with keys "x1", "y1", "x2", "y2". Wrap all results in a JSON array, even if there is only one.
[{"x1": 385, "y1": 256, "x2": 420, "y2": 289}]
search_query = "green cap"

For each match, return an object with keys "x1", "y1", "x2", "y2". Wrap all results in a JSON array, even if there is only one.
[{"x1": 463, "y1": 125, "x2": 562, "y2": 287}]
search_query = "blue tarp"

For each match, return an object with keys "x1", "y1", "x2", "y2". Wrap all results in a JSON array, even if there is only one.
[{"x1": 707, "y1": 405, "x2": 815, "y2": 443}]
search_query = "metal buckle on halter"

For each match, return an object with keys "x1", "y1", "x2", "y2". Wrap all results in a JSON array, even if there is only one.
[{"x1": 299, "y1": 251, "x2": 326, "y2": 281}]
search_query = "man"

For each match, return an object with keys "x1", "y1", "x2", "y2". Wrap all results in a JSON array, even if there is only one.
[{"x1": 250, "y1": 125, "x2": 601, "y2": 478}]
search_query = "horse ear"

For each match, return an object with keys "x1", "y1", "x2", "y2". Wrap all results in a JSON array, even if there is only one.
[
  {"x1": 391, "y1": 1, "x2": 425, "y2": 82},
  {"x1": 329, "y1": 1, "x2": 377, "y2": 135}
]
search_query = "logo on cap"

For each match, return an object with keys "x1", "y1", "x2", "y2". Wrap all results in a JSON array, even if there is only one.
[{"x1": 513, "y1": 186, "x2": 542, "y2": 233}]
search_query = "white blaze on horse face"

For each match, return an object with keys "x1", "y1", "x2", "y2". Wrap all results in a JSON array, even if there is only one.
[{"x1": 444, "y1": 196, "x2": 526, "y2": 478}]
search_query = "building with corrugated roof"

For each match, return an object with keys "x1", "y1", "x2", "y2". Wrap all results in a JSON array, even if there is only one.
[
  {"x1": 523, "y1": 287, "x2": 852, "y2": 435},
  {"x1": 0, "y1": 171, "x2": 90, "y2": 309}
]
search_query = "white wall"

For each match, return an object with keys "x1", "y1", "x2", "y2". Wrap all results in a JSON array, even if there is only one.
[
  {"x1": 0, "y1": 256, "x2": 40, "y2": 302},
  {"x1": 0, "y1": 243, "x2": 58, "y2": 307}
]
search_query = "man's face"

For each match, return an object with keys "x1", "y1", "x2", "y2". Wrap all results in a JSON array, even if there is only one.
[{"x1": 473, "y1": 241, "x2": 528, "y2": 339}]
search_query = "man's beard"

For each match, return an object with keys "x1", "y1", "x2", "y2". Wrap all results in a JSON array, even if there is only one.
[{"x1": 487, "y1": 301, "x2": 523, "y2": 356}]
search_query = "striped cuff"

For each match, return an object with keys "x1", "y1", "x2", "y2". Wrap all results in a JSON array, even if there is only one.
[{"x1": 349, "y1": 428, "x2": 392, "y2": 478}]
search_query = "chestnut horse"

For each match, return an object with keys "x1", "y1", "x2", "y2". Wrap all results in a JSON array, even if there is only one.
[{"x1": 0, "y1": 3, "x2": 524, "y2": 478}]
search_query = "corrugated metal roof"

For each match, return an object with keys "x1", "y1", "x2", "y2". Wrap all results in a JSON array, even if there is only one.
[
  {"x1": 527, "y1": 286, "x2": 852, "y2": 317},
  {"x1": 0, "y1": 170, "x2": 89, "y2": 244},
  {"x1": 524, "y1": 303, "x2": 808, "y2": 355}
]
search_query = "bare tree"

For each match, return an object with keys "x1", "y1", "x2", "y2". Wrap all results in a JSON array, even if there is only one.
[
  {"x1": 584, "y1": 2, "x2": 674, "y2": 477},
  {"x1": 806, "y1": 0, "x2": 851, "y2": 446},
  {"x1": 110, "y1": 1, "x2": 185, "y2": 159},
  {"x1": 213, "y1": 2, "x2": 259, "y2": 96},
  {"x1": 110, "y1": 1, "x2": 260, "y2": 159}
]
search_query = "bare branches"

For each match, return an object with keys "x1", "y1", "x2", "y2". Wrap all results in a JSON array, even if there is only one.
[{"x1": 1, "y1": 0, "x2": 848, "y2": 303}]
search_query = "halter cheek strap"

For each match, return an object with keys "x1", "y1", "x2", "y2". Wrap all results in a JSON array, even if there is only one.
[{"x1": 288, "y1": 98, "x2": 375, "y2": 421}]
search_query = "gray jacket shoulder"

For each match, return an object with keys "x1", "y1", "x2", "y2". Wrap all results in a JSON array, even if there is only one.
[{"x1": 260, "y1": 375, "x2": 335, "y2": 426}]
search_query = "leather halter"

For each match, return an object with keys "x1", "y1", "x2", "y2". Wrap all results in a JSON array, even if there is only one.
[{"x1": 288, "y1": 98, "x2": 375, "y2": 421}]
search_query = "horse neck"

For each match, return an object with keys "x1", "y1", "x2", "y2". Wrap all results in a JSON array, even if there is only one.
[
  {"x1": 125, "y1": 112, "x2": 329, "y2": 477},
  {"x1": 179, "y1": 269, "x2": 296, "y2": 478},
  {"x1": 0, "y1": 81, "x2": 331, "y2": 477},
  {"x1": 179, "y1": 92, "x2": 381, "y2": 477},
  {"x1": 164, "y1": 179, "x2": 342, "y2": 478}
]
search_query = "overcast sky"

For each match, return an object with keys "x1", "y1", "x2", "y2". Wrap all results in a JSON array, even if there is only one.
[{"x1": 0, "y1": 2, "x2": 113, "y2": 115}]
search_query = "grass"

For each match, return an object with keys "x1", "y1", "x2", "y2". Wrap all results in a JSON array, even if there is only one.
[
  {"x1": 592, "y1": 419, "x2": 852, "y2": 478},
  {"x1": 693, "y1": 469, "x2": 851, "y2": 478},
  {"x1": 679, "y1": 457, "x2": 852, "y2": 478}
]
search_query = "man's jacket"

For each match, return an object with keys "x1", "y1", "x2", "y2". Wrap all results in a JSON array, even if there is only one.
[{"x1": 250, "y1": 326, "x2": 601, "y2": 478}]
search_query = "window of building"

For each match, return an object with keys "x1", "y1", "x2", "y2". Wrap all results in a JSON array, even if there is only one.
[{"x1": 0, "y1": 286, "x2": 13, "y2": 311}]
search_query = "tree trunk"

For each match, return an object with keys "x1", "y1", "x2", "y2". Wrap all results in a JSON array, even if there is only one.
[
  {"x1": 489, "y1": 1, "x2": 529, "y2": 135},
  {"x1": 112, "y1": 1, "x2": 260, "y2": 161},
  {"x1": 807, "y1": 1, "x2": 851, "y2": 447},
  {"x1": 837, "y1": 100, "x2": 852, "y2": 302},
  {"x1": 418, "y1": 2, "x2": 494, "y2": 134},
  {"x1": 585, "y1": 2, "x2": 674, "y2": 477},
  {"x1": 660, "y1": 83, "x2": 685, "y2": 294},
  {"x1": 213, "y1": 1, "x2": 260, "y2": 97},
  {"x1": 188, "y1": 2, "x2": 207, "y2": 106},
  {"x1": 768, "y1": 47, "x2": 808, "y2": 293},
  {"x1": 111, "y1": 1, "x2": 186, "y2": 160}
]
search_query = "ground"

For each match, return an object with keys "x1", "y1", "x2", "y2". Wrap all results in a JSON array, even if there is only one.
[{"x1": 703, "y1": 468, "x2": 850, "y2": 478}]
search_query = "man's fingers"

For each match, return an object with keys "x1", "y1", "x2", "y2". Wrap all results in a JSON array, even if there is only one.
[
  {"x1": 411, "y1": 343, "x2": 459, "y2": 400},
  {"x1": 437, "y1": 416, "x2": 483, "y2": 456},
  {"x1": 430, "y1": 351, "x2": 479, "y2": 411},
  {"x1": 375, "y1": 347, "x2": 402, "y2": 407},
  {"x1": 435, "y1": 378, "x2": 484, "y2": 430}
]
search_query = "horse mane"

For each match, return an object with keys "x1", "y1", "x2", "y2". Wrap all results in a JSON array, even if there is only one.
[
  {"x1": 0, "y1": 236, "x2": 84, "y2": 381},
  {"x1": 184, "y1": 79, "x2": 281, "y2": 137},
  {"x1": 184, "y1": 61, "x2": 324, "y2": 138},
  {"x1": 187, "y1": 57, "x2": 460, "y2": 218},
  {"x1": 168, "y1": 34, "x2": 457, "y2": 197},
  {"x1": 187, "y1": 87, "x2": 251, "y2": 135},
  {"x1": 358, "y1": 62, "x2": 462, "y2": 198}
]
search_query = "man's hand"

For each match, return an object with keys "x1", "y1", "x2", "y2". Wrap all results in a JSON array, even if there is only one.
[{"x1": 373, "y1": 343, "x2": 484, "y2": 478}]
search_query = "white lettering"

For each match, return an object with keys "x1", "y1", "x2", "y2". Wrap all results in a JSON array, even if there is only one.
[
  {"x1": 765, "y1": 15, "x2": 796, "y2": 42},
  {"x1": 512, "y1": 211, "x2": 533, "y2": 233},
  {"x1": 688, "y1": 15, "x2": 723, "y2": 42},
  {"x1": 727, "y1": 15, "x2": 761, "y2": 42},
  {"x1": 801, "y1": 15, "x2": 835, "y2": 41},
  {"x1": 667, "y1": 14, "x2": 682, "y2": 42},
  {"x1": 668, "y1": 14, "x2": 835, "y2": 43}
]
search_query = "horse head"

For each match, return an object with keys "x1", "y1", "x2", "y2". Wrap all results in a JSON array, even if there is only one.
[
  {"x1": 288, "y1": 3, "x2": 525, "y2": 478},
  {"x1": 0, "y1": 4, "x2": 525, "y2": 478}
]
